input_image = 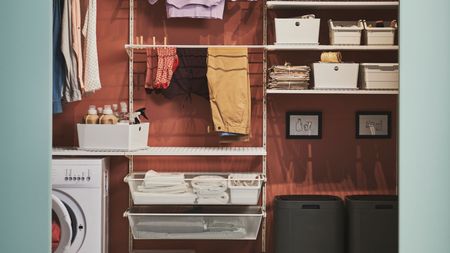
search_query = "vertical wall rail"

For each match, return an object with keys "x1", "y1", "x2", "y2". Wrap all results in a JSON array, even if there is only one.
[
  {"x1": 261, "y1": 0, "x2": 268, "y2": 252},
  {"x1": 128, "y1": 1, "x2": 134, "y2": 253}
]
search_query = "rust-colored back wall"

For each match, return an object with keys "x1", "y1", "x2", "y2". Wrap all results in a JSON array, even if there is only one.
[{"x1": 53, "y1": 1, "x2": 398, "y2": 253}]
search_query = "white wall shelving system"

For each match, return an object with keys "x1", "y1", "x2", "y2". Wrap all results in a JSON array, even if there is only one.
[
  {"x1": 125, "y1": 0, "x2": 268, "y2": 252},
  {"x1": 52, "y1": 1, "x2": 399, "y2": 252}
]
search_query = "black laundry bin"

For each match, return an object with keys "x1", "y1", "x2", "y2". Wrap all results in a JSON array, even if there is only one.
[
  {"x1": 274, "y1": 195, "x2": 344, "y2": 253},
  {"x1": 346, "y1": 195, "x2": 398, "y2": 253}
]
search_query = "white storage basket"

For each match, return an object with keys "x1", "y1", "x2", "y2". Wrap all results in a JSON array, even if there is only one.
[
  {"x1": 125, "y1": 172, "x2": 263, "y2": 205},
  {"x1": 228, "y1": 174, "x2": 262, "y2": 205},
  {"x1": 125, "y1": 206, "x2": 263, "y2": 240},
  {"x1": 360, "y1": 63, "x2": 399, "y2": 89},
  {"x1": 275, "y1": 18, "x2": 321, "y2": 45},
  {"x1": 363, "y1": 20, "x2": 397, "y2": 45},
  {"x1": 313, "y1": 63, "x2": 359, "y2": 89},
  {"x1": 77, "y1": 123, "x2": 149, "y2": 151},
  {"x1": 329, "y1": 20, "x2": 363, "y2": 45}
]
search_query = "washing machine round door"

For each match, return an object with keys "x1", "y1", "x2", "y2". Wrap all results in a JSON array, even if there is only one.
[{"x1": 52, "y1": 190, "x2": 87, "y2": 253}]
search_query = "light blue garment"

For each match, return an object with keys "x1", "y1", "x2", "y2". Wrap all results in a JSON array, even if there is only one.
[
  {"x1": 53, "y1": 0, "x2": 64, "y2": 114},
  {"x1": 148, "y1": 0, "x2": 225, "y2": 19}
]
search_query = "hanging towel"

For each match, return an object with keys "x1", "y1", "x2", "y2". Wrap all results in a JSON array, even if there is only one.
[
  {"x1": 71, "y1": 0, "x2": 84, "y2": 91},
  {"x1": 61, "y1": 0, "x2": 82, "y2": 102},
  {"x1": 145, "y1": 48, "x2": 158, "y2": 91},
  {"x1": 207, "y1": 48, "x2": 251, "y2": 135},
  {"x1": 162, "y1": 48, "x2": 209, "y2": 100},
  {"x1": 83, "y1": 0, "x2": 102, "y2": 92},
  {"x1": 154, "y1": 47, "x2": 179, "y2": 89}
]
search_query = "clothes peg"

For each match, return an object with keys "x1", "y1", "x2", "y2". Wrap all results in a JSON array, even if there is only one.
[
  {"x1": 140, "y1": 36, "x2": 144, "y2": 45},
  {"x1": 152, "y1": 36, "x2": 156, "y2": 46},
  {"x1": 163, "y1": 36, "x2": 167, "y2": 46}
]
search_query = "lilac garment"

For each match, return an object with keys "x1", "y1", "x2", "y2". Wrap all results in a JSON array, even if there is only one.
[{"x1": 148, "y1": 0, "x2": 225, "y2": 19}]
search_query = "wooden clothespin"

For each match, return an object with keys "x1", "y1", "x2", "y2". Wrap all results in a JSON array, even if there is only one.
[
  {"x1": 152, "y1": 36, "x2": 156, "y2": 47},
  {"x1": 163, "y1": 36, "x2": 167, "y2": 46}
]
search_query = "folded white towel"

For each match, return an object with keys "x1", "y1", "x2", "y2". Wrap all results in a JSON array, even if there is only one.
[
  {"x1": 138, "y1": 183, "x2": 189, "y2": 194},
  {"x1": 197, "y1": 192, "x2": 230, "y2": 204},
  {"x1": 191, "y1": 175, "x2": 227, "y2": 195},
  {"x1": 133, "y1": 191, "x2": 197, "y2": 205},
  {"x1": 143, "y1": 170, "x2": 186, "y2": 188}
]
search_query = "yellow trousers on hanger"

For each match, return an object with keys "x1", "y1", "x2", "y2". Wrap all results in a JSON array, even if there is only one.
[{"x1": 206, "y1": 48, "x2": 251, "y2": 135}]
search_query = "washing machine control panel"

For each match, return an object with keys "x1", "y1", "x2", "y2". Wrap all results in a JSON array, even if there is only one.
[{"x1": 52, "y1": 161, "x2": 104, "y2": 188}]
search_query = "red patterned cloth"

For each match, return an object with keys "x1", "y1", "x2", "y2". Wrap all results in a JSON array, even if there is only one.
[{"x1": 154, "y1": 47, "x2": 179, "y2": 89}]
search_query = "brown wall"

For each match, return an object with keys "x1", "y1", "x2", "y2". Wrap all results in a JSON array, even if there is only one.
[{"x1": 53, "y1": 1, "x2": 397, "y2": 252}]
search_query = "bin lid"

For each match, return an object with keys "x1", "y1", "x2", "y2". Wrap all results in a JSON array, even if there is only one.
[
  {"x1": 275, "y1": 195, "x2": 343, "y2": 210},
  {"x1": 276, "y1": 195, "x2": 341, "y2": 202},
  {"x1": 346, "y1": 195, "x2": 398, "y2": 202}
]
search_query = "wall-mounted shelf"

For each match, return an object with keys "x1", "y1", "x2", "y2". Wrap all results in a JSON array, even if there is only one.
[
  {"x1": 267, "y1": 45, "x2": 399, "y2": 51},
  {"x1": 266, "y1": 1, "x2": 399, "y2": 10},
  {"x1": 52, "y1": 147, "x2": 126, "y2": 156},
  {"x1": 125, "y1": 44, "x2": 265, "y2": 57},
  {"x1": 53, "y1": 147, "x2": 266, "y2": 157},
  {"x1": 267, "y1": 89, "x2": 399, "y2": 95}
]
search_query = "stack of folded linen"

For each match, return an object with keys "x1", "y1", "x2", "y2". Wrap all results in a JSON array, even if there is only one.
[
  {"x1": 191, "y1": 175, "x2": 230, "y2": 204},
  {"x1": 137, "y1": 170, "x2": 196, "y2": 204},
  {"x1": 268, "y1": 64, "x2": 311, "y2": 90}
]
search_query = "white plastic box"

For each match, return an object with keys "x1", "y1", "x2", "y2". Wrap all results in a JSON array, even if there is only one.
[
  {"x1": 360, "y1": 63, "x2": 399, "y2": 89},
  {"x1": 275, "y1": 18, "x2": 321, "y2": 44},
  {"x1": 77, "y1": 123, "x2": 149, "y2": 151},
  {"x1": 313, "y1": 63, "x2": 359, "y2": 89},
  {"x1": 363, "y1": 20, "x2": 397, "y2": 45},
  {"x1": 228, "y1": 174, "x2": 262, "y2": 205},
  {"x1": 329, "y1": 20, "x2": 363, "y2": 45}
]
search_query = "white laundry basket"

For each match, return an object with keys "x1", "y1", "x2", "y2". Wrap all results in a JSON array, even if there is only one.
[
  {"x1": 360, "y1": 63, "x2": 399, "y2": 89},
  {"x1": 363, "y1": 20, "x2": 397, "y2": 45},
  {"x1": 329, "y1": 20, "x2": 363, "y2": 45},
  {"x1": 275, "y1": 18, "x2": 321, "y2": 44},
  {"x1": 77, "y1": 123, "x2": 149, "y2": 151}
]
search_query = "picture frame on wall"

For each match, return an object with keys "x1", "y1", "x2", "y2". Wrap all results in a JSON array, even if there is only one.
[
  {"x1": 356, "y1": 111, "x2": 392, "y2": 138},
  {"x1": 286, "y1": 112, "x2": 322, "y2": 139}
]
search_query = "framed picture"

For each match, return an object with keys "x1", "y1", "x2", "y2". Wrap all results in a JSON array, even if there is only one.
[
  {"x1": 286, "y1": 112, "x2": 322, "y2": 139},
  {"x1": 356, "y1": 111, "x2": 391, "y2": 138}
]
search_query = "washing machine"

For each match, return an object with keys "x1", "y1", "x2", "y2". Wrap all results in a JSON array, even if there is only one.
[{"x1": 52, "y1": 158, "x2": 109, "y2": 253}]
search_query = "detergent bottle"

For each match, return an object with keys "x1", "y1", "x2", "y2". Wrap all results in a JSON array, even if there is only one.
[
  {"x1": 99, "y1": 105, "x2": 118, "y2": 124},
  {"x1": 84, "y1": 105, "x2": 99, "y2": 124}
]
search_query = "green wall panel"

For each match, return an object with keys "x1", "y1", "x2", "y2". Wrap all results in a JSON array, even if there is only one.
[
  {"x1": 0, "y1": 1, "x2": 52, "y2": 253},
  {"x1": 400, "y1": 1, "x2": 450, "y2": 253}
]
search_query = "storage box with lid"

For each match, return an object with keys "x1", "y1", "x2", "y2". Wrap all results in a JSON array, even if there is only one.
[
  {"x1": 329, "y1": 20, "x2": 364, "y2": 45},
  {"x1": 313, "y1": 63, "x2": 359, "y2": 89},
  {"x1": 360, "y1": 63, "x2": 399, "y2": 89},
  {"x1": 346, "y1": 195, "x2": 398, "y2": 253},
  {"x1": 77, "y1": 123, "x2": 149, "y2": 151},
  {"x1": 274, "y1": 17, "x2": 320, "y2": 44},
  {"x1": 363, "y1": 20, "x2": 397, "y2": 45},
  {"x1": 274, "y1": 195, "x2": 345, "y2": 253}
]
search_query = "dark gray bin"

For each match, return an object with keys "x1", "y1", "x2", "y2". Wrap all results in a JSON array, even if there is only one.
[
  {"x1": 346, "y1": 195, "x2": 398, "y2": 253},
  {"x1": 274, "y1": 195, "x2": 344, "y2": 253}
]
